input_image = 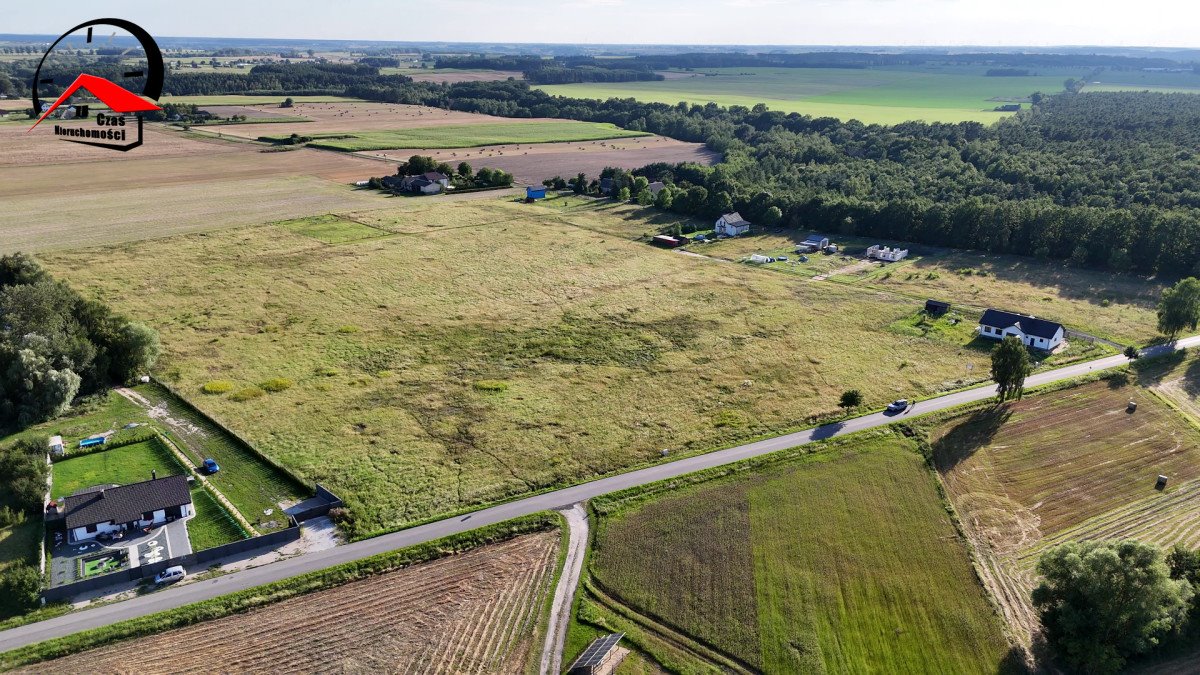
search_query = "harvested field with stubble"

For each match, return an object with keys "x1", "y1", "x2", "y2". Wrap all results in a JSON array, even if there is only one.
[
  {"x1": 591, "y1": 435, "x2": 1013, "y2": 673},
  {"x1": 18, "y1": 531, "x2": 559, "y2": 674},
  {"x1": 40, "y1": 199, "x2": 996, "y2": 536},
  {"x1": 362, "y1": 135, "x2": 718, "y2": 185},
  {"x1": 191, "y1": 101, "x2": 532, "y2": 141},
  {"x1": 932, "y1": 379, "x2": 1200, "y2": 645}
]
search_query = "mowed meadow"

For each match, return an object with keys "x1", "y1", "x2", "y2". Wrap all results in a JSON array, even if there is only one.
[
  {"x1": 932, "y1": 376, "x2": 1200, "y2": 644},
  {"x1": 40, "y1": 199, "x2": 995, "y2": 535},
  {"x1": 589, "y1": 434, "x2": 1013, "y2": 672}
]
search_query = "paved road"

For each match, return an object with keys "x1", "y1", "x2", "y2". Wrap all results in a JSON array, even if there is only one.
[{"x1": 3, "y1": 335, "x2": 1198, "y2": 655}]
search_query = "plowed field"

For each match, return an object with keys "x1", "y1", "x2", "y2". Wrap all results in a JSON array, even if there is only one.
[
  {"x1": 932, "y1": 381, "x2": 1200, "y2": 645},
  {"x1": 19, "y1": 532, "x2": 559, "y2": 674}
]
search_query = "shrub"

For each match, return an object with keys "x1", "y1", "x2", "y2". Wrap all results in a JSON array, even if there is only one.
[
  {"x1": 201, "y1": 380, "x2": 235, "y2": 395},
  {"x1": 0, "y1": 564, "x2": 41, "y2": 615},
  {"x1": 315, "y1": 366, "x2": 340, "y2": 377},
  {"x1": 336, "y1": 325, "x2": 359, "y2": 334},
  {"x1": 712, "y1": 409, "x2": 749, "y2": 428},
  {"x1": 472, "y1": 380, "x2": 508, "y2": 393},
  {"x1": 259, "y1": 377, "x2": 294, "y2": 393},
  {"x1": 228, "y1": 387, "x2": 266, "y2": 402}
]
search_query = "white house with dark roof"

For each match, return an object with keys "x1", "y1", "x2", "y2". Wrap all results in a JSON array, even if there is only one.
[
  {"x1": 978, "y1": 309, "x2": 1065, "y2": 351},
  {"x1": 715, "y1": 212, "x2": 751, "y2": 236},
  {"x1": 62, "y1": 475, "x2": 193, "y2": 543}
]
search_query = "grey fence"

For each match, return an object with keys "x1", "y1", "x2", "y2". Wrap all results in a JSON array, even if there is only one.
[
  {"x1": 42, "y1": 518, "x2": 301, "y2": 604},
  {"x1": 287, "y1": 483, "x2": 345, "y2": 522}
]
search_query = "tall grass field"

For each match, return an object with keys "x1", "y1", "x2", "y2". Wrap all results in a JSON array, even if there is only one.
[{"x1": 269, "y1": 121, "x2": 649, "y2": 150}]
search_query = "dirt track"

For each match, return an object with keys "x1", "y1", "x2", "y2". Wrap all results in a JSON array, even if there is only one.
[{"x1": 19, "y1": 532, "x2": 559, "y2": 674}]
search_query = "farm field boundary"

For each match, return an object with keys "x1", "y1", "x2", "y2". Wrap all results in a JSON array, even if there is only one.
[{"x1": 1, "y1": 513, "x2": 557, "y2": 670}]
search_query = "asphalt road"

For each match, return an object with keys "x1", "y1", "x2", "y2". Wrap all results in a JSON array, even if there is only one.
[{"x1": 3, "y1": 335, "x2": 1198, "y2": 655}]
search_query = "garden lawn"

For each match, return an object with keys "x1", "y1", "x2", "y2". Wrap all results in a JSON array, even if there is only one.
[
  {"x1": 187, "y1": 487, "x2": 247, "y2": 550},
  {"x1": 51, "y1": 438, "x2": 184, "y2": 500},
  {"x1": 280, "y1": 121, "x2": 649, "y2": 150},
  {"x1": 591, "y1": 435, "x2": 1013, "y2": 672}
]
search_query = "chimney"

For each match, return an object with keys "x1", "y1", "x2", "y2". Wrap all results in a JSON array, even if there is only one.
[{"x1": 152, "y1": 469, "x2": 157, "y2": 481}]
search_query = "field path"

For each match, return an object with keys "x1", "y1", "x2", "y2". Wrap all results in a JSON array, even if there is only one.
[
  {"x1": 539, "y1": 502, "x2": 588, "y2": 675},
  {"x1": 3, "y1": 334, "x2": 1199, "y2": 655}
]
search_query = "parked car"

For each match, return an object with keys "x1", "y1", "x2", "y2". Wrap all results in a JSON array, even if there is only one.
[
  {"x1": 203, "y1": 458, "x2": 220, "y2": 474},
  {"x1": 154, "y1": 566, "x2": 186, "y2": 585},
  {"x1": 885, "y1": 399, "x2": 909, "y2": 413}
]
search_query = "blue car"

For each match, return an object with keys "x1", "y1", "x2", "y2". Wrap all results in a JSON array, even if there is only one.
[{"x1": 203, "y1": 458, "x2": 220, "y2": 474}]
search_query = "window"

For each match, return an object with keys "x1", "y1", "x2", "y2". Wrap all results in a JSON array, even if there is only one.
[
  {"x1": 143, "y1": 511, "x2": 154, "y2": 521},
  {"x1": 85, "y1": 523, "x2": 97, "y2": 533}
]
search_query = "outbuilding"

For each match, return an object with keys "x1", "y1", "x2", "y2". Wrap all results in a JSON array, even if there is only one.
[
  {"x1": 526, "y1": 186, "x2": 547, "y2": 200},
  {"x1": 63, "y1": 475, "x2": 193, "y2": 543},
  {"x1": 651, "y1": 234, "x2": 684, "y2": 248},
  {"x1": 48, "y1": 435, "x2": 65, "y2": 458},
  {"x1": 797, "y1": 234, "x2": 830, "y2": 253},
  {"x1": 925, "y1": 300, "x2": 951, "y2": 316},
  {"x1": 569, "y1": 633, "x2": 626, "y2": 675}
]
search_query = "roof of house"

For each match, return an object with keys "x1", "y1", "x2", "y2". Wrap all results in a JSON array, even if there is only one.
[
  {"x1": 720, "y1": 212, "x2": 750, "y2": 226},
  {"x1": 63, "y1": 475, "x2": 191, "y2": 530},
  {"x1": 422, "y1": 171, "x2": 449, "y2": 181},
  {"x1": 647, "y1": 181, "x2": 665, "y2": 193},
  {"x1": 802, "y1": 234, "x2": 828, "y2": 243},
  {"x1": 979, "y1": 309, "x2": 1063, "y2": 340},
  {"x1": 926, "y1": 299, "x2": 951, "y2": 309}
]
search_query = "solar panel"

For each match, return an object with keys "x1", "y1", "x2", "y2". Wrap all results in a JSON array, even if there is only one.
[{"x1": 571, "y1": 633, "x2": 624, "y2": 670}]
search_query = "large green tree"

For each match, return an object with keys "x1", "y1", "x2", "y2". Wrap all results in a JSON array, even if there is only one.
[
  {"x1": 991, "y1": 336, "x2": 1032, "y2": 402},
  {"x1": 1033, "y1": 541, "x2": 1193, "y2": 674},
  {"x1": 1157, "y1": 277, "x2": 1200, "y2": 338}
]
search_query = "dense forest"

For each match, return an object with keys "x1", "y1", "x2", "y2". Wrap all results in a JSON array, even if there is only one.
[{"x1": 435, "y1": 54, "x2": 663, "y2": 84}]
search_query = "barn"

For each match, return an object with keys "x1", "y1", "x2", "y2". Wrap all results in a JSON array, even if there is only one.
[{"x1": 526, "y1": 186, "x2": 547, "y2": 200}]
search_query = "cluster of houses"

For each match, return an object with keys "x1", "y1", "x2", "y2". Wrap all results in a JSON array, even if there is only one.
[{"x1": 380, "y1": 171, "x2": 451, "y2": 195}]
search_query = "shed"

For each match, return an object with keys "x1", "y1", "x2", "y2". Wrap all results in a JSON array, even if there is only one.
[
  {"x1": 569, "y1": 633, "x2": 626, "y2": 675},
  {"x1": 749, "y1": 254, "x2": 772, "y2": 264},
  {"x1": 797, "y1": 234, "x2": 830, "y2": 253},
  {"x1": 526, "y1": 186, "x2": 547, "y2": 200},
  {"x1": 651, "y1": 234, "x2": 683, "y2": 248},
  {"x1": 48, "y1": 435, "x2": 65, "y2": 457},
  {"x1": 925, "y1": 300, "x2": 951, "y2": 316}
]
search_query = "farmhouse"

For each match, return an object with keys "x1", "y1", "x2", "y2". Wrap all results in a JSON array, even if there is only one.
[
  {"x1": 796, "y1": 234, "x2": 830, "y2": 253},
  {"x1": 715, "y1": 212, "x2": 751, "y2": 236},
  {"x1": 978, "y1": 309, "x2": 1065, "y2": 351},
  {"x1": 646, "y1": 181, "x2": 665, "y2": 195},
  {"x1": 866, "y1": 245, "x2": 909, "y2": 262},
  {"x1": 381, "y1": 171, "x2": 450, "y2": 195},
  {"x1": 62, "y1": 475, "x2": 193, "y2": 543}
]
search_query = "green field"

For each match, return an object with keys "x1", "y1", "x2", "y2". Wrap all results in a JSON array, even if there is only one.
[
  {"x1": 275, "y1": 214, "x2": 389, "y2": 244},
  {"x1": 51, "y1": 438, "x2": 184, "y2": 500},
  {"x1": 275, "y1": 121, "x2": 650, "y2": 151},
  {"x1": 40, "y1": 198, "x2": 1010, "y2": 537},
  {"x1": 588, "y1": 434, "x2": 1013, "y2": 672},
  {"x1": 537, "y1": 66, "x2": 1086, "y2": 124}
]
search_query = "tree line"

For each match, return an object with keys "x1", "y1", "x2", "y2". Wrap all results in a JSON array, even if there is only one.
[{"x1": 0, "y1": 254, "x2": 160, "y2": 430}]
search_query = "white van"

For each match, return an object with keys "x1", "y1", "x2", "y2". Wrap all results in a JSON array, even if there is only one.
[{"x1": 154, "y1": 566, "x2": 186, "y2": 585}]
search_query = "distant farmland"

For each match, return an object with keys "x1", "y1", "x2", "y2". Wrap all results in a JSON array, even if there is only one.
[
  {"x1": 932, "y1": 378, "x2": 1200, "y2": 645},
  {"x1": 587, "y1": 434, "x2": 1012, "y2": 672},
  {"x1": 537, "y1": 65, "x2": 1085, "y2": 124},
  {"x1": 273, "y1": 121, "x2": 650, "y2": 151}
]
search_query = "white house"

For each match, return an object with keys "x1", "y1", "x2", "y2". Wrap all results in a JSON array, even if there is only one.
[
  {"x1": 715, "y1": 212, "x2": 751, "y2": 237},
  {"x1": 978, "y1": 309, "x2": 1065, "y2": 351},
  {"x1": 63, "y1": 475, "x2": 193, "y2": 543},
  {"x1": 796, "y1": 234, "x2": 830, "y2": 253},
  {"x1": 867, "y1": 245, "x2": 909, "y2": 262}
]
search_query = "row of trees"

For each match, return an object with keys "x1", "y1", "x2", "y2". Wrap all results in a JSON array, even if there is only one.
[{"x1": 0, "y1": 254, "x2": 160, "y2": 429}]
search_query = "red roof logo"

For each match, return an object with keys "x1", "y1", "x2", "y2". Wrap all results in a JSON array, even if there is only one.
[{"x1": 29, "y1": 73, "x2": 161, "y2": 131}]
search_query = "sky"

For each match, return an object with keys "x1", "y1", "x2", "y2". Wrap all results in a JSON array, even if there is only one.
[{"x1": 4, "y1": 0, "x2": 1199, "y2": 47}]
